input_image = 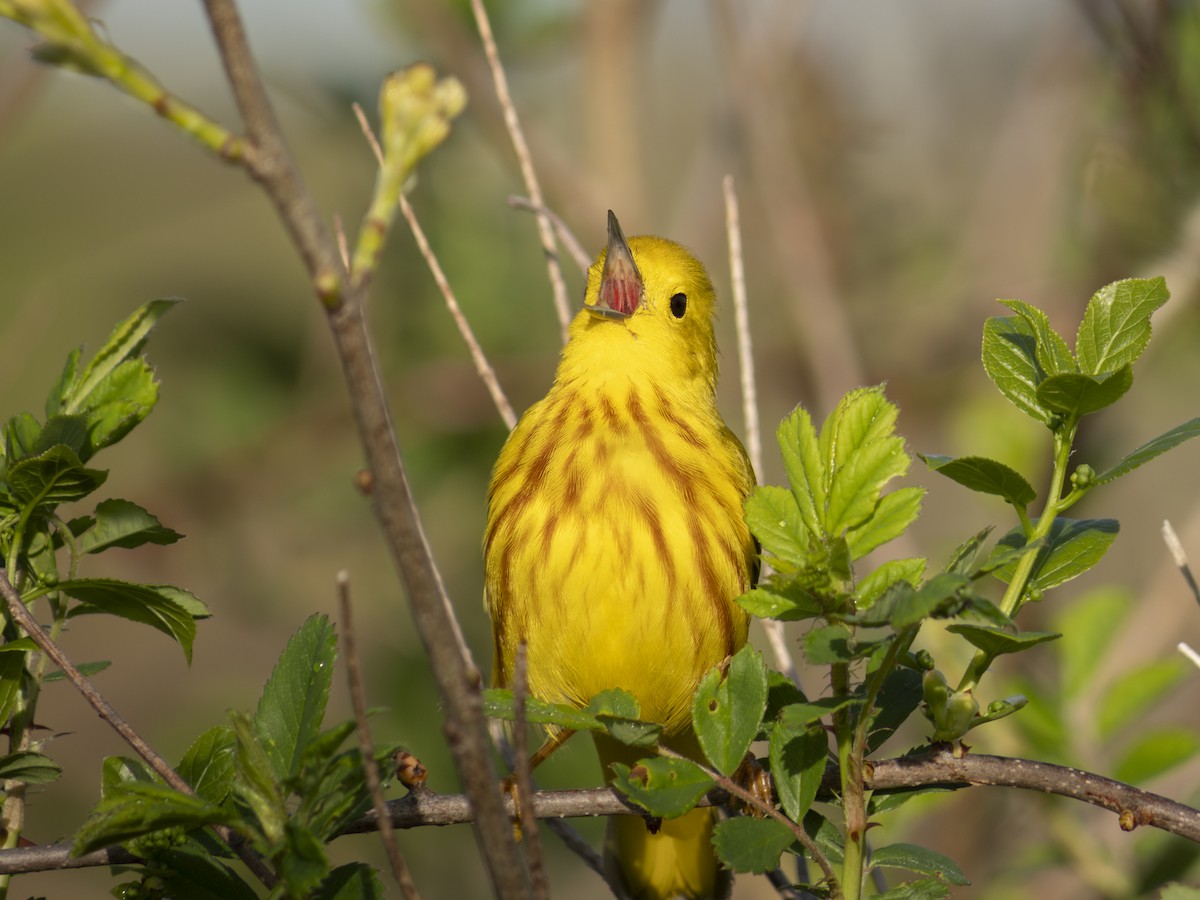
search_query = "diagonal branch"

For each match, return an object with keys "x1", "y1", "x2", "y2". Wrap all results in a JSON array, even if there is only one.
[
  {"x1": 0, "y1": 571, "x2": 277, "y2": 888},
  {"x1": 198, "y1": 2, "x2": 529, "y2": 895}
]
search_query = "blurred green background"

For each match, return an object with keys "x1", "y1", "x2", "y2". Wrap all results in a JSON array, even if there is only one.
[{"x1": 2, "y1": 1, "x2": 1200, "y2": 897}]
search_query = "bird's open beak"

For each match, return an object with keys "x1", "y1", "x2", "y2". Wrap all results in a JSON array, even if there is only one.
[{"x1": 589, "y1": 210, "x2": 643, "y2": 319}]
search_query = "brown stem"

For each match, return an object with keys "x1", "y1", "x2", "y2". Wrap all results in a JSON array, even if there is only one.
[
  {"x1": 0, "y1": 572, "x2": 276, "y2": 888},
  {"x1": 336, "y1": 572, "x2": 421, "y2": 900},
  {"x1": 6, "y1": 747, "x2": 1200, "y2": 877},
  {"x1": 199, "y1": 2, "x2": 529, "y2": 895}
]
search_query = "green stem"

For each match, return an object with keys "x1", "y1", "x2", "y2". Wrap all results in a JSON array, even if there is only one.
[
  {"x1": 832, "y1": 661, "x2": 863, "y2": 900},
  {"x1": 852, "y1": 627, "x2": 916, "y2": 763},
  {"x1": 957, "y1": 422, "x2": 1078, "y2": 694}
]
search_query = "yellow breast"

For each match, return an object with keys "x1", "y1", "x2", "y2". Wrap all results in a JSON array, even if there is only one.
[{"x1": 485, "y1": 378, "x2": 753, "y2": 733}]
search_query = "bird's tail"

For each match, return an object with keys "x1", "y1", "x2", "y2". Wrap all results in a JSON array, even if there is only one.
[{"x1": 594, "y1": 734, "x2": 730, "y2": 900}]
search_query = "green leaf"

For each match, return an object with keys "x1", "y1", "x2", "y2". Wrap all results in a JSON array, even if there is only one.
[
  {"x1": 597, "y1": 714, "x2": 662, "y2": 749},
  {"x1": 1035, "y1": 368, "x2": 1133, "y2": 418},
  {"x1": 74, "y1": 498, "x2": 183, "y2": 553},
  {"x1": 1075, "y1": 277, "x2": 1169, "y2": 375},
  {"x1": 152, "y1": 846, "x2": 260, "y2": 900},
  {"x1": 1096, "y1": 418, "x2": 1200, "y2": 485},
  {"x1": 36, "y1": 414, "x2": 90, "y2": 457},
  {"x1": 712, "y1": 816, "x2": 795, "y2": 874},
  {"x1": 737, "y1": 586, "x2": 821, "y2": 622},
  {"x1": 993, "y1": 518, "x2": 1120, "y2": 590},
  {"x1": 804, "y1": 624, "x2": 856, "y2": 663},
  {"x1": 4, "y1": 411, "x2": 43, "y2": 463},
  {"x1": 846, "y1": 486, "x2": 925, "y2": 559},
  {"x1": 64, "y1": 298, "x2": 179, "y2": 416},
  {"x1": 777, "y1": 405, "x2": 825, "y2": 541},
  {"x1": 0, "y1": 751, "x2": 61, "y2": 784},
  {"x1": 867, "y1": 667, "x2": 924, "y2": 753},
  {"x1": 870, "y1": 842, "x2": 970, "y2": 885},
  {"x1": 768, "y1": 720, "x2": 827, "y2": 823},
  {"x1": 1114, "y1": 728, "x2": 1200, "y2": 785},
  {"x1": 764, "y1": 669, "x2": 807, "y2": 723},
  {"x1": 77, "y1": 357, "x2": 162, "y2": 457},
  {"x1": 858, "y1": 558, "x2": 925, "y2": 609},
  {"x1": 999, "y1": 299, "x2": 1076, "y2": 377},
  {"x1": 920, "y1": 454, "x2": 1036, "y2": 507},
  {"x1": 875, "y1": 572, "x2": 969, "y2": 629},
  {"x1": 826, "y1": 436, "x2": 909, "y2": 537},
  {"x1": 178, "y1": 725, "x2": 236, "y2": 805},
  {"x1": 586, "y1": 688, "x2": 642, "y2": 721},
  {"x1": 610, "y1": 757, "x2": 714, "y2": 818},
  {"x1": 778, "y1": 696, "x2": 860, "y2": 728},
  {"x1": 6, "y1": 445, "x2": 107, "y2": 506},
  {"x1": 945, "y1": 527, "x2": 994, "y2": 576},
  {"x1": 232, "y1": 711, "x2": 286, "y2": 846},
  {"x1": 73, "y1": 781, "x2": 234, "y2": 855},
  {"x1": 981, "y1": 315, "x2": 1051, "y2": 424},
  {"x1": 254, "y1": 614, "x2": 337, "y2": 781},
  {"x1": 0, "y1": 638, "x2": 38, "y2": 654},
  {"x1": 873, "y1": 878, "x2": 952, "y2": 899},
  {"x1": 44, "y1": 346, "x2": 81, "y2": 418},
  {"x1": 62, "y1": 579, "x2": 199, "y2": 663},
  {"x1": 1160, "y1": 886, "x2": 1200, "y2": 900},
  {"x1": 692, "y1": 645, "x2": 768, "y2": 776},
  {"x1": 279, "y1": 819, "x2": 331, "y2": 896},
  {"x1": 483, "y1": 688, "x2": 606, "y2": 732},
  {"x1": 744, "y1": 486, "x2": 807, "y2": 565},
  {"x1": 1054, "y1": 588, "x2": 1130, "y2": 699},
  {"x1": 313, "y1": 863, "x2": 387, "y2": 900},
  {"x1": 945, "y1": 624, "x2": 1060, "y2": 659},
  {"x1": 1098, "y1": 657, "x2": 1188, "y2": 740},
  {"x1": 43, "y1": 660, "x2": 111, "y2": 682}
]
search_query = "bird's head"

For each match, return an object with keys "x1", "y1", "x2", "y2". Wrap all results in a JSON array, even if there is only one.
[{"x1": 567, "y1": 211, "x2": 720, "y2": 393}]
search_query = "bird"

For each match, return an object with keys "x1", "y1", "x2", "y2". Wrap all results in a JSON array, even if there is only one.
[{"x1": 484, "y1": 211, "x2": 757, "y2": 899}]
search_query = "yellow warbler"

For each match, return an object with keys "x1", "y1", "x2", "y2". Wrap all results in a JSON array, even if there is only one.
[{"x1": 485, "y1": 212, "x2": 756, "y2": 899}]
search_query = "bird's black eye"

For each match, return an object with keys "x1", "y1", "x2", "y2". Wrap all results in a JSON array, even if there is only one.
[{"x1": 670, "y1": 292, "x2": 687, "y2": 318}]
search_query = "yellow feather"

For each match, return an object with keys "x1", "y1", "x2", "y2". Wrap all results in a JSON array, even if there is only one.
[{"x1": 485, "y1": 225, "x2": 755, "y2": 899}]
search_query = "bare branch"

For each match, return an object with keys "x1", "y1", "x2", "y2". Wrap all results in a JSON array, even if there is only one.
[
  {"x1": 399, "y1": 192, "x2": 518, "y2": 430},
  {"x1": 723, "y1": 175, "x2": 762, "y2": 477},
  {"x1": 469, "y1": 0, "x2": 572, "y2": 341},
  {"x1": 723, "y1": 173, "x2": 798, "y2": 688},
  {"x1": 1163, "y1": 519, "x2": 1200, "y2": 605},
  {"x1": 336, "y1": 572, "x2": 421, "y2": 900},
  {"x1": 656, "y1": 746, "x2": 837, "y2": 887},
  {"x1": 199, "y1": 2, "x2": 529, "y2": 894},
  {"x1": 507, "y1": 195, "x2": 592, "y2": 274},
  {"x1": 512, "y1": 644, "x2": 549, "y2": 899},
  {"x1": 0, "y1": 571, "x2": 277, "y2": 888}
]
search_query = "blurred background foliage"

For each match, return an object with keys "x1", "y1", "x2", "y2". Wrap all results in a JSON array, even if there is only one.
[{"x1": 2, "y1": 0, "x2": 1200, "y2": 897}]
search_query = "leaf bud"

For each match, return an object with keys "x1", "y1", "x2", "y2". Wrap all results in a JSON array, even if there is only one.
[{"x1": 1070, "y1": 464, "x2": 1095, "y2": 489}]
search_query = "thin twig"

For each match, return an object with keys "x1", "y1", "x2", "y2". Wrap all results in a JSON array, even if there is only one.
[
  {"x1": 200, "y1": 2, "x2": 528, "y2": 895},
  {"x1": 1179, "y1": 643, "x2": 1200, "y2": 670},
  {"x1": 541, "y1": 818, "x2": 606, "y2": 879},
  {"x1": 352, "y1": 102, "x2": 385, "y2": 166},
  {"x1": 336, "y1": 572, "x2": 421, "y2": 900},
  {"x1": 8, "y1": 746, "x2": 1200, "y2": 876},
  {"x1": 0, "y1": 572, "x2": 277, "y2": 888},
  {"x1": 723, "y1": 175, "x2": 762, "y2": 477},
  {"x1": 352, "y1": 99, "x2": 517, "y2": 430},
  {"x1": 655, "y1": 746, "x2": 838, "y2": 887},
  {"x1": 1163, "y1": 519, "x2": 1200, "y2": 604},
  {"x1": 512, "y1": 644, "x2": 550, "y2": 899},
  {"x1": 507, "y1": 196, "x2": 592, "y2": 273},
  {"x1": 400, "y1": 193, "x2": 518, "y2": 430},
  {"x1": 723, "y1": 174, "x2": 799, "y2": 689},
  {"x1": 469, "y1": 0, "x2": 572, "y2": 341}
]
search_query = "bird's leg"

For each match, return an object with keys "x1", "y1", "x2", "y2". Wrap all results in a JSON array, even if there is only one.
[
  {"x1": 730, "y1": 752, "x2": 773, "y2": 816},
  {"x1": 503, "y1": 726, "x2": 576, "y2": 839}
]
